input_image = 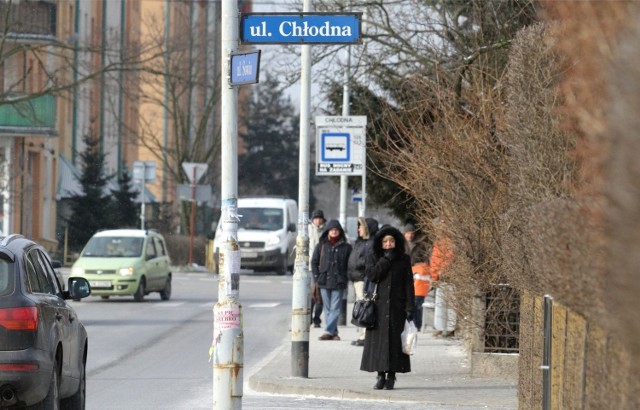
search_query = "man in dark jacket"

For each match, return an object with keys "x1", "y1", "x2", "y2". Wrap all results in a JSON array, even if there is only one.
[
  {"x1": 311, "y1": 219, "x2": 352, "y2": 340},
  {"x1": 348, "y1": 217, "x2": 379, "y2": 346}
]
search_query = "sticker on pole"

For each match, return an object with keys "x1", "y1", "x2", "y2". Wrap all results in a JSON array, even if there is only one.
[{"x1": 214, "y1": 306, "x2": 241, "y2": 332}]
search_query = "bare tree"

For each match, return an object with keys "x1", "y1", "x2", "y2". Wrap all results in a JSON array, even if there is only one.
[{"x1": 117, "y1": 4, "x2": 221, "y2": 233}]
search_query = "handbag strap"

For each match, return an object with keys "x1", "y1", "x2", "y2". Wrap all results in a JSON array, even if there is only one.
[{"x1": 364, "y1": 278, "x2": 378, "y2": 299}]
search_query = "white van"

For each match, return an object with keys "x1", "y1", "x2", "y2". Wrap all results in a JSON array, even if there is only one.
[{"x1": 214, "y1": 197, "x2": 297, "y2": 275}]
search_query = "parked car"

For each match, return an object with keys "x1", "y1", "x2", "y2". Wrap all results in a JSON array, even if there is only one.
[
  {"x1": 0, "y1": 234, "x2": 91, "y2": 408},
  {"x1": 214, "y1": 197, "x2": 298, "y2": 275},
  {"x1": 70, "y1": 229, "x2": 172, "y2": 302}
]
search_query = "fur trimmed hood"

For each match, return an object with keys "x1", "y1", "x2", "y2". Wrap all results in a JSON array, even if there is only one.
[{"x1": 371, "y1": 225, "x2": 406, "y2": 260}]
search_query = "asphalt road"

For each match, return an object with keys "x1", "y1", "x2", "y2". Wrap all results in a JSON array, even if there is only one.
[{"x1": 65, "y1": 271, "x2": 473, "y2": 409}]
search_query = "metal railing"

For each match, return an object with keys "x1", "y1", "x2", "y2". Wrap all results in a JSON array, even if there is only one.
[{"x1": 483, "y1": 285, "x2": 520, "y2": 353}]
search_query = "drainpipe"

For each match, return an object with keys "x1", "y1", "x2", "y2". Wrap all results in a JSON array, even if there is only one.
[
  {"x1": 99, "y1": 0, "x2": 107, "y2": 155},
  {"x1": 117, "y1": 0, "x2": 125, "y2": 175},
  {"x1": 72, "y1": 0, "x2": 79, "y2": 164},
  {"x1": 162, "y1": 0, "x2": 170, "y2": 206}
]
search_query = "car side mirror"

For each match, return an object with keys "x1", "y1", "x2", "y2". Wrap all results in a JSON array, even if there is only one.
[
  {"x1": 67, "y1": 277, "x2": 91, "y2": 299},
  {"x1": 51, "y1": 259, "x2": 62, "y2": 269},
  {"x1": 288, "y1": 223, "x2": 296, "y2": 232}
]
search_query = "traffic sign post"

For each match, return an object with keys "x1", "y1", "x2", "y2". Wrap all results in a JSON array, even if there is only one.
[
  {"x1": 133, "y1": 161, "x2": 156, "y2": 230},
  {"x1": 215, "y1": 2, "x2": 243, "y2": 408},
  {"x1": 181, "y1": 163, "x2": 208, "y2": 266}
]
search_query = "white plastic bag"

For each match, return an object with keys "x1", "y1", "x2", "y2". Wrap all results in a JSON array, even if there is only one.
[{"x1": 401, "y1": 320, "x2": 418, "y2": 355}]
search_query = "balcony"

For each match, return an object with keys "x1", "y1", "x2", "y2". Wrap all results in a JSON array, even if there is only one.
[
  {"x1": 0, "y1": 94, "x2": 57, "y2": 136},
  {"x1": 0, "y1": 1, "x2": 57, "y2": 39}
]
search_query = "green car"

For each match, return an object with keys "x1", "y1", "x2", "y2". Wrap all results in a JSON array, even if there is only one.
[{"x1": 70, "y1": 229, "x2": 172, "y2": 302}]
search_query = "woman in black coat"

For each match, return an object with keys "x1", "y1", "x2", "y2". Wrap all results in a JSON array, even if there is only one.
[{"x1": 360, "y1": 225, "x2": 415, "y2": 390}]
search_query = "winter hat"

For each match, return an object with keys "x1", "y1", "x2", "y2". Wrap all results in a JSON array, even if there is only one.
[
  {"x1": 311, "y1": 209, "x2": 326, "y2": 221},
  {"x1": 403, "y1": 222, "x2": 417, "y2": 233}
]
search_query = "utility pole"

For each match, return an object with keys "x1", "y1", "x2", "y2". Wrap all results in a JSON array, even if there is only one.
[
  {"x1": 213, "y1": 1, "x2": 243, "y2": 408},
  {"x1": 291, "y1": 0, "x2": 313, "y2": 379}
]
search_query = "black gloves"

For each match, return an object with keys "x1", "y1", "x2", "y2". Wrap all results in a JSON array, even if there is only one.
[
  {"x1": 406, "y1": 312, "x2": 414, "y2": 322},
  {"x1": 383, "y1": 250, "x2": 394, "y2": 260}
]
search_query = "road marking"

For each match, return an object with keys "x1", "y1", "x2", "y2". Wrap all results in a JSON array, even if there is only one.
[
  {"x1": 152, "y1": 302, "x2": 184, "y2": 308},
  {"x1": 246, "y1": 303, "x2": 280, "y2": 308}
]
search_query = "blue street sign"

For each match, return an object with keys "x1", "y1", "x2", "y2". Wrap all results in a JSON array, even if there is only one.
[
  {"x1": 240, "y1": 13, "x2": 362, "y2": 44},
  {"x1": 230, "y1": 50, "x2": 261, "y2": 85}
]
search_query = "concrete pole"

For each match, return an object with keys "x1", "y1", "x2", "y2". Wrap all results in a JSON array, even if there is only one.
[
  {"x1": 291, "y1": 0, "x2": 312, "y2": 378},
  {"x1": 213, "y1": 1, "x2": 243, "y2": 408}
]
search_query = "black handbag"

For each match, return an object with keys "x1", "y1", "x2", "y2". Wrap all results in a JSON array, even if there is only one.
[{"x1": 351, "y1": 282, "x2": 378, "y2": 329}]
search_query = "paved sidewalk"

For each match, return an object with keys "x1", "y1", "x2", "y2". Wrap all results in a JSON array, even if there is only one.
[{"x1": 248, "y1": 316, "x2": 518, "y2": 408}]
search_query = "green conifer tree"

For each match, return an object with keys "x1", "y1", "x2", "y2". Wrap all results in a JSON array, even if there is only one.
[
  {"x1": 67, "y1": 135, "x2": 113, "y2": 250},
  {"x1": 238, "y1": 75, "x2": 301, "y2": 200},
  {"x1": 110, "y1": 167, "x2": 140, "y2": 229}
]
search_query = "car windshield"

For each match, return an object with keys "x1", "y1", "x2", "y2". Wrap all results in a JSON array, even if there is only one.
[
  {"x1": 81, "y1": 236, "x2": 144, "y2": 258},
  {"x1": 0, "y1": 259, "x2": 12, "y2": 296},
  {"x1": 238, "y1": 208, "x2": 283, "y2": 231}
]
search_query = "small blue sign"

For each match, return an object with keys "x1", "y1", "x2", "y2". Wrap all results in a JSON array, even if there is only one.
[
  {"x1": 241, "y1": 13, "x2": 362, "y2": 45},
  {"x1": 230, "y1": 50, "x2": 261, "y2": 85}
]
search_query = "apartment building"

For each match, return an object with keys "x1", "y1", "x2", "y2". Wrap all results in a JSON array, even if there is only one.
[{"x1": 0, "y1": 0, "x2": 249, "y2": 252}]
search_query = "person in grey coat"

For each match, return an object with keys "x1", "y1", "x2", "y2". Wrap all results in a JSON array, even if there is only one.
[
  {"x1": 308, "y1": 209, "x2": 326, "y2": 328},
  {"x1": 360, "y1": 225, "x2": 415, "y2": 390},
  {"x1": 347, "y1": 217, "x2": 379, "y2": 346},
  {"x1": 311, "y1": 219, "x2": 352, "y2": 340}
]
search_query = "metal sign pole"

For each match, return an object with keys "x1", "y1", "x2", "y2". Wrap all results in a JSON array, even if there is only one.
[
  {"x1": 189, "y1": 167, "x2": 196, "y2": 266},
  {"x1": 213, "y1": 1, "x2": 243, "y2": 408},
  {"x1": 291, "y1": 0, "x2": 313, "y2": 379}
]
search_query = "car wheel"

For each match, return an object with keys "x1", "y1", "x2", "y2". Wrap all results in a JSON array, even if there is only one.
[
  {"x1": 60, "y1": 361, "x2": 85, "y2": 410},
  {"x1": 276, "y1": 253, "x2": 287, "y2": 276},
  {"x1": 134, "y1": 278, "x2": 145, "y2": 302},
  {"x1": 32, "y1": 359, "x2": 60, "y2": 409},
  {"x1": 160, "y1": 276, "x2": 172, "y2": 301}
]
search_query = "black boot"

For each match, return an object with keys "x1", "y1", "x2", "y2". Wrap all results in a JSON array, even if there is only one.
[
  {"x1": 373, "y1": 372, "x2": 386, "y2": 390},
  {"x1": 384, "y1": 372, "x2": 396, "y2": 390}
]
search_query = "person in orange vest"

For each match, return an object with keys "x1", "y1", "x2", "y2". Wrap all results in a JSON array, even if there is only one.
[
  {"x1": 412, "y1": 261, "x2": 434, "y2": 331},
  {"x1": 431, "y1": 219, "x2": 455, "y2": 337},
  {"x1": 403, "y1": 222, "x2": 432, "y2": 331}
]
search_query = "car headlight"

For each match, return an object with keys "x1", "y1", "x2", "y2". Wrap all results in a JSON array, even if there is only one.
[
  {"x1": 119, "y1": 267, "x2": 134, "y2": 276},
  {"x1": 71, "y1": 266, "x2": 84, "y2": 276},
  {"x1": 266, "y1": 235, "x2": 281, "y2": 247}
]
